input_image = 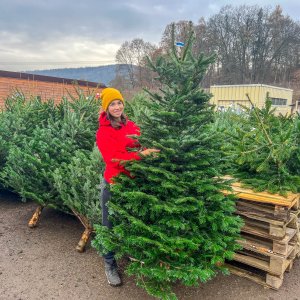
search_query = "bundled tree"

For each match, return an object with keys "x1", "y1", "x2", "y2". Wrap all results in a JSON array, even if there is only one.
[
  {"x1": 0, "y1": 93, "x2": 100, "y2": 210},
  {"x1": 53, "y1": 146, "x2": 103, "y2": 250},
  {"x1": 0, "y1": 92, "x2": 57, "y2": 189},
  {"x1": 1, "y1": 125, "x2": 74, "y2": 208},
  {"x1": 229, "y1": 96, "x2": 300, "y2": 194},
  {"x1": 92, "y1": 25, "x2": 242, "y2": 299}
]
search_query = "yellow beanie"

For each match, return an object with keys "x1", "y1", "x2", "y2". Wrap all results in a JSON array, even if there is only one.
[{"x1": 101, "y1": 88, "x2": 124, "y2": 111}]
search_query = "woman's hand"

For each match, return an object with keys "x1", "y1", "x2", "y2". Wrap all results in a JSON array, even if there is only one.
[
  {"x1": 140, "y1": 148, "x2": 160, "y2": 156},
  {"x1": 111, "y1": 148, "x2": 160, "y2": 163}
]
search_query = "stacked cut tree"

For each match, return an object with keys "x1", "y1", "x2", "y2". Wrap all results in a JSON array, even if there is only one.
[{"x1": 223, "y1": 180, "x2": 300, "y2": 289}]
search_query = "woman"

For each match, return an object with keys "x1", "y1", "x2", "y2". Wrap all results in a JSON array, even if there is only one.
[{"x1": 96, "y1": 87, "x2": 159, "y2": 286}]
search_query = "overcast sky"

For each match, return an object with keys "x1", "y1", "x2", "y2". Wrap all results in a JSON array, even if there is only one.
[{"x1": 0, "y1": 0, "x2": 299, "y2": 72}]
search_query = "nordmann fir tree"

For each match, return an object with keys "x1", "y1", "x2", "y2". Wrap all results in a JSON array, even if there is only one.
[
  {"x1": 92, "y1": 26, "x2": 242, "y2": 300},
  {"x1": 0, "y1": 94, "x2": 100, "y2": 209},
  {"x1": 0, "y1": 94, "x2": 57, "y2": 189},
  {"x1": 231, "y1": 96, "x2": 300, "y2": 195},
  {"x1": 53, "y1": 146, "x2": 104, "y2": 227}
]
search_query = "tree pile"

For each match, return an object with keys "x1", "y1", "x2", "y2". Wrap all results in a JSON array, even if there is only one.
[
  {"x1": 0, "y1": 93, "x2": 58, "y2": 190},
  {"x1": 0, "y1": 91, "x2": 103, "y2": 226},
  {"x1": 220, "y1": 98, "x2": 300, "y2": 195}
]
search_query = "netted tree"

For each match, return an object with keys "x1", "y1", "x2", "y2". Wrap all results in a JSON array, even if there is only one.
[
  {"x1": 53, "y1": 146, "x2": 104, "y2": 251},
  {"x1": 0, "y1": 92, "x2": 57, "y2": 189},
  {"x1": 0, "y1": 93, "x2": 100, "y2": 210},
  {"x1": 228, "y1": 96, "x2": 300, "y2": 194}
]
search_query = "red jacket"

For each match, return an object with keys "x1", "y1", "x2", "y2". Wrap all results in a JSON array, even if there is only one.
[{"x1": 96, "y1": 111, "x2": 141, "y2": 183}]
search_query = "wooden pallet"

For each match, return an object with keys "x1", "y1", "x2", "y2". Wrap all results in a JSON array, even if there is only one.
[
  {"x1": 225, "y1": 260, "x2": 294, "y2": 290},
  {"x1": 242, "y1": 216, "x2": 294, "y2": 240},
  {"x1": 239, "y1": 229, "x2": 298, "y2": 256},
  {"x1": 236, "y1": 199, "x2": 292, "y2": 222},
  {"x1": 234, "y1": 245, "x2": 297, "y2": 276},
  {"x1": 220, "y1": 178, "x2": 300, "y2": 289},
  {"x1": 240, "y1": 209, "x2": 300, "y2": 239}
]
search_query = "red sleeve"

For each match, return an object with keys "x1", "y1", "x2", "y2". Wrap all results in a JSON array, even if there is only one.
[{"x1": 96, "y1": 128, "x2": 141, "y2": 164}]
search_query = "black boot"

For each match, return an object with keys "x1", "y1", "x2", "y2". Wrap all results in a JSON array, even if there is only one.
[{"x1": 104, "y1": 259, "x2": 122, "y2": 287}]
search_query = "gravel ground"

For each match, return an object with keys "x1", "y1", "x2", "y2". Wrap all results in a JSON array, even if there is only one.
[{"x1": 1, "y1": 190, "x2": 300, "y2": 300}]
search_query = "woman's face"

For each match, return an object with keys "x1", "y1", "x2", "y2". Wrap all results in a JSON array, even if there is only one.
[{"x1": 108, "y1": 99, "x2": 124, "y2": 119}]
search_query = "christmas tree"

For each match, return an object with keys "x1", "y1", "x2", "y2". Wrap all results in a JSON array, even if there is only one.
[
  {"x1": 229, "y1": 96, "x2": 300, "y2": 194},
  {"x1": 53, "y1": 146, "x2": 103, "y2": 251},
  {"x1": 53, "y1": 146, "x2": 103, "y2": 226},
  {"x1": 92, "y1": 26, "x2": 242, "y2": 299},
  {"x1": 0, "y1": 93, "x2": 100, "y2": 209},
  {"x1": 0, "y1": 94, "x2": 57, "y2": 189}
]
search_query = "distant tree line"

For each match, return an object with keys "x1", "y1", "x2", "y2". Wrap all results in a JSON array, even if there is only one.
[{"x1": 111, "y1": 5, "x2": 300, "y2": 93}]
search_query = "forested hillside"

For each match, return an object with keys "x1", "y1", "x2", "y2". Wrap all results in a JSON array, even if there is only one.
[{"x1": 28, "y1": 64, "x2": 128, "y2": 85}]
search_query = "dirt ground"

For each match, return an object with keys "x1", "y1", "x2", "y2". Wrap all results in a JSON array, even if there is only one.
[{"x1": 1, "y1": 190, "x2": 300, "y2": 300}]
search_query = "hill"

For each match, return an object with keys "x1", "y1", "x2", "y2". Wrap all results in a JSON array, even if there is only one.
[{"x1": 28, "y1": 64, "x2": 128, "y2": 85}]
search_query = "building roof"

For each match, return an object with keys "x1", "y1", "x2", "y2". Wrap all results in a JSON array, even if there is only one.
[
  {"x1": 0, "y1": 70, "x2": 106, "y2": 88},
  {"x1": 211, "y1": 84, "x2": 293, "y2": 92}
]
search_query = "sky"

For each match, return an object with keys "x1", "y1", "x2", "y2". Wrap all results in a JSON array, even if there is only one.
[{"x1": 0, "y1": 0, "x2": 299, "y2": 72}]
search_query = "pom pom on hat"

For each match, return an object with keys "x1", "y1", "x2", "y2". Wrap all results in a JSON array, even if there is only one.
[{"x1": 101, "y1": 88, "x2": 124, "y2": 111}]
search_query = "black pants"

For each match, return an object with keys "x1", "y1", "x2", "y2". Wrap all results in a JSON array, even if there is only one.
[{"x1": 101, "y1": 179, "x2": 115, "y2": 264}]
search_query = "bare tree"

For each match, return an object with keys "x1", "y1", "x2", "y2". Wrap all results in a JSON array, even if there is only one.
[
  {"x1": 205, "y1": 5, "x2": 300, "y2": 85},
  {"x1": 112, "y1": 5, "x2": 300, "y2": 92},
  {"x1": 115, "y1": 38, "x2": 157, "y2": 89},
  {"x1": 266, "y1": 6, "x2": 300, "y2": 85}
]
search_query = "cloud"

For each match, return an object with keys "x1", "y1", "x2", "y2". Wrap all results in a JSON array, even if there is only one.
[
  {"x1": 0, "y1": 0, "x2": 298, "y2": 71},
  {"x1": 0, "y1": 32, "x2": 119, "y2": 71}
]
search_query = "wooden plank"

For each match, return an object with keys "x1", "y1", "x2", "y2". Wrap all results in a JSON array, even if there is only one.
[
  {"x1": 269, "y1": 255, "x2": 292, "y2": 275},
  {"x1": 221, "y1": 176, "x2": 299, "y2": 208},
  {"x1": 233, "y1": 251, "x2": 293, "y2": 276},
  {"x1": 225, "y1": 263, "x2": 277, "y2": 289},
  {"x1": 234, "y1": 253, "x2": 270, "y2": 272},
  {"x1": 237, "y1": 238, "x2": 295, "y2": 258},
  {"x1": 236, "y1": 200, "x2": 290, "y2": 222},
  {"x1": 273, "y1": 229, "x2": 297, "y2": 255},
  {"x1": 236, "y1": 203, "x2": 290, "y2": 222},
  {"x1": 231, "y1": 181, "x2": 298, "y2": 203},
  {"x1": 225, "y1": 187, "x2": 299, "y2": 207},
  {"x1": 266, "y1": 273, "x2": 284, "y2": 289},
  {"x1": 292, "y1": 200, "x2": 299, "y2": 210},
  {"x1": 242, "y1": 223, "x2": 295, "y2": 242},
  {"x1": 237, "y1": 211, "x2": 286, "y2": 226},
  {"x1": 288, "y1": 211, "x2": 300, "y2": 229},
  {"x1": 288, "y1": 243, "x2": 300, "y2": 260},
  {"x1": 237, "y1": 249, "x2": 268, "y2": 262},
  {"x1": 237, "y1": 209, "x2": 299, "y2": 227},
  {"x1": 239, "y1": 229, "x2": 297, "y2": 256},
  {"x1": 225, "y1": 252, "x2": 297, "y2": 290},
  {"x1": 269, "y1": 225, "x2": 287, "y2": 239},
  {"x1": 242, "y1": 214, "x2": 297, "y2": 240}
]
